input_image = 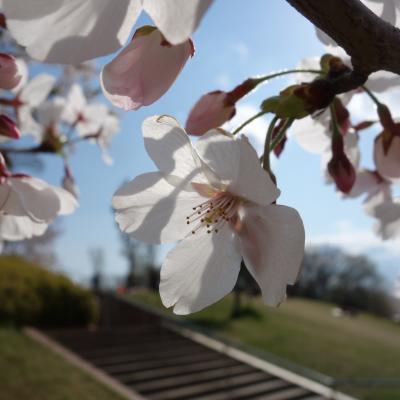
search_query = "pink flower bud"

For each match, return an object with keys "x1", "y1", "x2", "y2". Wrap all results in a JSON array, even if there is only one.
[
  {"x1": 327, "y1": 135, "x2": 356, "y2": 193},
  {"x1": 0, "y1": 53, "x2": 22, "y2": 90},
  {"x1": 0, "y1": 115, "x2": 20, "y2": 139},
  {"x1": 101, "y1": 26, "x2": 194, "y2": 111},
  {"x1": 185, "y1": 91, "x2": 236, "y2": 135},
  {"x1": 186, "y1": 79, "x2": 258, "y2": 136}
]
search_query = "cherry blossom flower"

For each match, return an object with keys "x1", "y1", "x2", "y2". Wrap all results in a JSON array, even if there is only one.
[
  {"x1": 36, "y1": 97, "x2": 67, "y2": 144},
  {"x1": 101, "y1": 26, "x2": 193, "y2": 111},
  {"x1": 368, "y1": 196, "x2": 400, "y2": 240},
  {"x1": 113, "y1": 115, "x2": 305, "y2": 314},
  {"x1": 347, "y1": 169, "x2": 391, "y2": 203},
  {"x1": 4, "y1": 0, "x2": 212, "y2": 63},
  {"x1": 0, "y1": 155, "x2": 78, "y2": 242},
  {"x1": 291, "y1": 103, "x2": 360, "y2": 193},
  {"x1": 0, "y1": 53, "x2": 22, "y2": 90},
  {"x1": 62, "y1": 84, "x2": 108, "y2": 137},
  {"x1": 95, "y1": 113, "x2": 120, "y2": 165},
  {"x1": 374, "y1": 134, "x2": 400, "y2": 183},
  {"x1": 15, "y1": 74, "x2": 56, "y2": 140}
]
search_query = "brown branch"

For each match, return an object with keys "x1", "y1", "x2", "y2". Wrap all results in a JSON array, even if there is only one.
[{"x1": 286, "y1": 0, "x2": 400, "y2": 78}]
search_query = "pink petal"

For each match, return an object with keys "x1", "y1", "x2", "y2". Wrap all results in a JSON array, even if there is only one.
[
  {"x1": 237, "y1": 205, "x2": 305, "y2": 306},
  {"x1": 374, "y1": 134, "x2": 400, "y2": 183},
  {"x1": 101, "y1": 27, "x2": 193, "y2": 111}
]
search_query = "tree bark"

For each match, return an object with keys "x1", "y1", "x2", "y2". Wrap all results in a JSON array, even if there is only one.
[{"x1": 286, "y1": 0, "x2": 400, "y2": 77}]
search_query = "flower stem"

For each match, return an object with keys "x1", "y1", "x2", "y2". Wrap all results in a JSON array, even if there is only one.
[
  {"x1": 253, "y1": 69, "x2": 322, "y2": 85},
  {"x1": 362, "y1": 85, "x2": 382, "y2": 108},
  {"x1": 263, "y1": 116, "x2": 279, "y2": 181},
  {"x1": 330, "y1": 103, "x2": 341, "y2": 137},
  {"x1": 269, "y1": 118, "x2": 294, "y2": 152},
  {"x1": 232, "y1": 111, "x2": 266, "y2": 135}
]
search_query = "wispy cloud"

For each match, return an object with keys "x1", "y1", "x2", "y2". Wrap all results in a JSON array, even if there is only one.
[
  {"x1": 214, "y1": 73, "x2": 232, "y2": 90},
  {"x1": 229, "y1": 41, "x2": 250, "y2": 61}
]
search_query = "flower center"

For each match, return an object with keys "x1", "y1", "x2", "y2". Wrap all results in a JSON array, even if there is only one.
[{"x1": 186, "y1": 192, "x2": 241, "y2": 235}]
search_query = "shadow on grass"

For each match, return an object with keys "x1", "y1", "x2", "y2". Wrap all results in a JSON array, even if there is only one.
[{"x1": 230, "y1": 305, "x2": 263, "y2": 321}]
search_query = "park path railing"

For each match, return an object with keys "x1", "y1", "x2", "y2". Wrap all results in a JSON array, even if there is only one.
[{"x1": 32, "y1": 292, "x2": 359, "y2": 400}]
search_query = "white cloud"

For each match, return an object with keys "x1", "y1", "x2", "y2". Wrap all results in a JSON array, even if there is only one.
[
  {"x1": 214, "y1": 73, "x2": 232, "y2": 90},
  {"x1": 229, "y1": 41, "x2": 250, "y2": 61}
]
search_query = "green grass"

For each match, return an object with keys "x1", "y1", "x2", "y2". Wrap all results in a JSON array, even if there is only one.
[
  {"x1": 129, "y1": 290, "x2": 400, "y2": 400},
  {"x1": 0, "y1": 327, "x2": 125, "y2": 400}
]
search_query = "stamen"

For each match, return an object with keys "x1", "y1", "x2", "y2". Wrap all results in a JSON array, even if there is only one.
[{"x1": 186, "y1": 192, "x2": 241, "y2": 235}]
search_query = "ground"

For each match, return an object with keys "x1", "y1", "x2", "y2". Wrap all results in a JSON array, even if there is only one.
[
  {"x1": 0, "y1": 327, "x2": 124, "y2": 400},
  {"x1": 129, "y1": 290, "x2": 400, "y2": 400}
]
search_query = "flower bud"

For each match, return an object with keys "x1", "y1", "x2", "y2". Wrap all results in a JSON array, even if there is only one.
[
  {"x1": 0, "y1": 53, "x2": 22, "y2": 90},
  {"x1": 185, "y1": 91, "x2": 235, "y2": 135},
  {"x1": 185, "y1": 79, "x2": 258, "y2": 135},
  {"x1": 327, "y1": 135, "x2": 356, "y2": 193},
  {"x1": 0, "y1": 115, "x2": 20, "y2": 139}
]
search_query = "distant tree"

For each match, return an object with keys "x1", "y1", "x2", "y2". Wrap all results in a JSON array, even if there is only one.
[
  {"x1": 290, "y1": 246, "x2": 392, "y2": 317},
  {"x1": 231, "y1": 262, "x2": 260, "y2": 318},
  {"x1": 89, "y1": 247, "x2": 105, "y2": 292},
  {"x1": 3, "y1": 225, "x2": 61, "y2": 268}
]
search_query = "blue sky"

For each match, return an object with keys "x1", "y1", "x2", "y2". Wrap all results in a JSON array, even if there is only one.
[{"x1": 26, "y1": 0, "x2": 400, "y2": 288}]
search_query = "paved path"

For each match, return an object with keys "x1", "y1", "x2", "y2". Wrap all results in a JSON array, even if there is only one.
[{"x1": 44, "y1": 293, "x2": 356, "y2": 400}]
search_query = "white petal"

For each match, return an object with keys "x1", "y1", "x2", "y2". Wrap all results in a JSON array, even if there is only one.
[
  {"x1": 113, "y1": 172, "x2": 206, "y2": 244},
  {"x1": 347, "y1": 170, "x2": 381, "y2": 198},
  {"x1": 10, "y1": 177, "x2": 60, "y2": 222},
  {"x1": 101, "y1": 29, "x2": 192, "y2": 111},
  {"x1": 238, "y1": 205, "x2": 305, "y2": 306},
  {"x1": 142, "y1": 115, "x2": 202, "y2": 181},
  {"x1": 363, "y1": 0, "x2": 396, "y2": 25},
  {"x1": 369, "y1": 197, "x2": 400, "y2": 240},
  {"x1": 230, "y1": 136, "x2": 280, "y2": 206},
  {"x1": 52, "y1": 187, "x2": 78, "y2": 215},
  {"x1": 20, "y1": 74, "x2": 56, "y2": 106},
  {"x1": 143, "y1": 0, "x2": 213, "y2": 44},
  {"x1": 18, "y1": 106, "x2": 43, "y2": 141},
  {"x1": 4, "y1": 0, "x2": 142, "y2": 63},
  {"x1": 37, "y1": 97, "x2": 66, "y2": 128},
  {"x1": 160, "y1": 224, "x2": 241, "y2": 314},
  {"x1": 62, "y1": 84, "x2": 87, "y2": 124},
  {"x1": 0, "y1": 214, "x2": 47, "y2": 241},
  {"x1": 374, "y1": 135, "x2": 400, "y2": 183},
  {"x1": 78, "y1": 103, "x2": 109, "y2": 137},
  {"x1": 194, "y1": 128, "x2": 240, "y2": 186},
  {"x1": 366, "y1": 71, "x2": 400, "y2": 92},
  {"x1": 290, "y1": 117, "x2": 331, "y2": 154}
]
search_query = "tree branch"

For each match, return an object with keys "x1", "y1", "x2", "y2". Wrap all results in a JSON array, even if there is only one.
[{"x1": 286, "y1": 0, "x2": 400, "y2": 77}]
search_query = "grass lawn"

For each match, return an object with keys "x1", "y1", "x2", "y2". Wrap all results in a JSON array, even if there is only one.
[
  {"x1": 0, "y1": 327, "x2": 125, "y2": 400},
  {"x1": 129, "y1": 290, "x2": 400, "y2": 400}
]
